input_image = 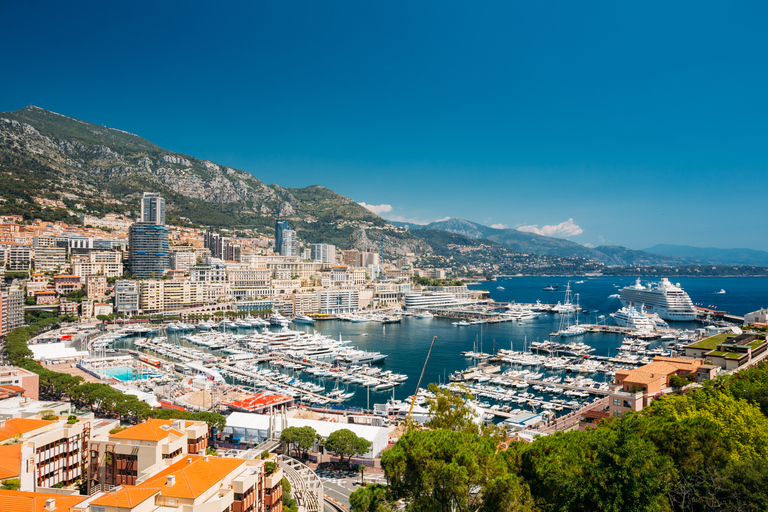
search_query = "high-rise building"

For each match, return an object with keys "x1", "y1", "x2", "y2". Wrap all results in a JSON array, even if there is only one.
[
  {"x1": 205, "y1": 231, "x2": 242, "y2": 262},
  {"x1": 275, "y1": 220, "x2": 291, "y2": 255},
  {"x1": 115, "y1": 280, "x2": 139, "y2": 314},
  {"x1": 129, "y1": 223, "x2": 169, "y2": 279},
  {"x1": 311, "y1": 243, "x2": 336, "y2": 263},
  {"x1": 0, "y1": 286, "x2": 24, "y2": 336},
  {"x1": 141, "y1": 192, "x2": 166, "y2": 225},
  {"x1": 281, "y1": 229, "x2": 297, "y2": 257}
]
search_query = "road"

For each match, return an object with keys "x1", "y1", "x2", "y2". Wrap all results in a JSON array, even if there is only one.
[{"x1": 314, "y1": 468, "x2": 388, "y2": 509}]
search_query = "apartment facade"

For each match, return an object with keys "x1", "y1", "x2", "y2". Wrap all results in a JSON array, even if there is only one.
[{"x1": 0, "y1": 287, "x2": 24, "y2": 337}]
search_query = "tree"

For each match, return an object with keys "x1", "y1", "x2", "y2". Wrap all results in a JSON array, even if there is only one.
[
  {"x1": 382, "y1": 429, "x2": 530, "y2": 512},
  {"x1": 358, "y1": 464, "x2": 366, "y2": 485},
  {"x1": 280, "y1": 426, "x2": 318, "y2": 459},
  {"x1": 323, "y1": 429, "x2": 371, "y2": 466},
  {"x1": 350, "y1": 484, "x2": 395, "y2": 512},
  {"x1": 424, "y1": 383, "x2": 479, "y2": 434}
]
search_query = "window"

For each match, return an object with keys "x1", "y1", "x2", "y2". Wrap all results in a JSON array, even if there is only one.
[
  {"x1": 612, "y1": 398, "x2": 621, "y2": 407},
  {"x1": 613, "y1": 410, "x2": 623, "y2": 418}
]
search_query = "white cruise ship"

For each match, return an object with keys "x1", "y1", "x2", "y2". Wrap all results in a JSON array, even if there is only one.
[{"x1": 619, "y1": 278, "x2": 697, "y2": 321}]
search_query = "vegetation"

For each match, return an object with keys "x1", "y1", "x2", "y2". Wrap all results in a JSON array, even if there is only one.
[
  {"x1": 0, "y1": 478, "x2": 21, "y2": 490},
  {"x1": 323, "y1": 429, "x2": 372, "y2": 466},
  {"x1": 282, "y1": 476, "x2": 298, "y2": 512},
  {"x1": 280, "y1": 425, "x2": 318, "y2": 459},
  {"x1": 364, "y1": 361, "x2": 768, "y2": 512}
]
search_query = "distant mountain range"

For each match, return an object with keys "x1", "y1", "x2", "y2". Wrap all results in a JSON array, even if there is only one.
[
  {"x1": 643, "y1": 244, "x2": 768, "y2": 267},
  {"x1": 396, "y1": 218, "x2": 767, "y2": 267}
]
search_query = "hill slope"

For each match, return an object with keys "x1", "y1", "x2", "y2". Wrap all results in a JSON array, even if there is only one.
[
  {"x1": 0, "y1": 106, "x2": 422, "y2": 252},
  {"x1": 643, "y1": 244, "x2": 768, "y2": 267}
]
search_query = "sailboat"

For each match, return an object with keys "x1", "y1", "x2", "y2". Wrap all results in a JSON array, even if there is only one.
[{"x1": 556, "y1": 292, "x2": 586, "y2": 337}]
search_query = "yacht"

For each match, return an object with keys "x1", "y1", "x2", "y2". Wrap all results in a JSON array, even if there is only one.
[
  {"x1": 292, "y1": 314, "x2": 316, "y2": 325},
  {"x1": 543, "y1": 284, "x2": 558, "y2": 291},
  {"x1": 610, "y1": 305, "x2": 656, "y2": 331},
  {"x1": 619, "y1": 278, "x2": 696, "y2": 321},
  {"x1": 415, "y1": 311, "x2": 434, "y2": 319},
  {"x1": 269, "y1": 312, "x2": 291, "y2": 326}
]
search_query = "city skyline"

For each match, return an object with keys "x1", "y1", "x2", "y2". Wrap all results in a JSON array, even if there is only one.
[{"x1": 2, "y1": 2, "x2": 767, "y2": 250}]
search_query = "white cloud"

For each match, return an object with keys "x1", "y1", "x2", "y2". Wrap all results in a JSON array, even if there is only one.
[
  {"x1": 517, "y1": 218, "x2": 584, "y2": 238},
  {"x1": 490, "y1": 223, "x2": 508, "y2": 229},
  {"x1": 358, "y1": 202, "x2": 393, "y2": 215}
]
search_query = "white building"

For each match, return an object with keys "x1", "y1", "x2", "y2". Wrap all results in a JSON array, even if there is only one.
[
  {"x1": 318, "y1": 289, "x2": 359, "y2": 314},
  {"x1": 745, "y1": 308, "x2": 768, "y2": 325},
  {"x1": 169, "y1": 250, "x2": 197, "y2": 273},
  {"x1": 115, "y1": 279, "x2": 139, "y2": 314},
  {"x1": 310, "y1": 244, "x2": 336, "y2": 263}
]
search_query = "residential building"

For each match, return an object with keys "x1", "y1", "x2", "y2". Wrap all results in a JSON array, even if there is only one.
[
  {"x1": 141, "y1": 193, "x2": 165, "y2": 225},
  {"x1": 129, "y1": 223, "x2": 169, "y2": 279},
  {"x1": 0, "y1": 417, "x2": 91, "y2": 490},
  {"x1": 26, "y1": 273, "x2": 49, "y2": 294},
  {"x1": 1, "y1": 244, "x2": 32, "y2": 270},
  {"x1": 310, "y1": 244, "x2": 336, "y2": 264},
  {"x1": 84, "y1": 275, "x2": 108, "y2": 300},
  {"x1": 59, "y1": 301, "x2": 79, "y2": 317},
  {"x1": 79, "y1": 212, "x2": 134, "y2": 231},
  {"x1": 228, "y1": 268, "x2": 271, "y2": 289},
  {"x1": 115, "y1": 280, "x2": 140, "y2": 315},
  {"x1": 291, "y1": 293, "x2": 320, "y2": 315},
  {"x1": 745, "y1": 308, "x2": 768, "y2": 326},
  {"x1": 33, "y1": 246, "x2": 68, "y2": 273},
  {"x1": 88, "y1": 419, "x2": 208, "y2": 491},
  {"x1": 35, "y1": 290, "x2": 58, "y2": 305},
  {"x1": 0, "y1": 365, "x2": 40, "y2": 400},
  {"x1": 609, "y1": 356, "x2": 703, "y2": 417},
  {"x1": 169, "y1": 251, "x2": 196, "y2": 273},
  {"x1": 71, "y1": 251, "x2": 124, "y2": 278},
  {"x1": 280, "y1": 229, "x2": 297, "y2": 257},
  {"x1": 1, "y1": 287, "x2": 24, "y2": 336},
  {"x1": 342, "y1": 250, "x2": 359, "y2": 267},
  {"x1": 274, "y1": 221, "x2": 291, "y2": 256},
  {"x1": 53, "y1": 275, "x2": 82, "y2": 294},
  {"x1": 137, "y1": 280, "x2": 208, "y2": 314},
  {"x1": 318, "y1": 289, "x2": 359, "y2": 314}
]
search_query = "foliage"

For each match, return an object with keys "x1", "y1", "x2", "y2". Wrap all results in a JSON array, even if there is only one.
[
  {"x1": 280, "y1": 425, "x2": 318, "y2": 459},
  {"x1": 323, "y1": 429, "x2": 372, "y2": 466},
  {"x1": 281, "y1": 477, "x2": 298, "y2": 512},
  {"x1": 424, "y1": 383, "x2": 479, "y2": 434},
  {"x1": 383, "y1": 429, "x2": 531, "y2": 512},
  {"x1": 350, "y1": 484, "x2": 396, "y2": 512},
  {"x1": 1, "y1": 478, "x2": 20, "y2": 490},
  {"x1": 264, "y1": 461, "x2": 278, "y2": 476}
]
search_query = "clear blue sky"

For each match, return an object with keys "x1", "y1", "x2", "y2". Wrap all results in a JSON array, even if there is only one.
[{"x1": 2, "y1": 1, "x2": 767, "y2": 250}]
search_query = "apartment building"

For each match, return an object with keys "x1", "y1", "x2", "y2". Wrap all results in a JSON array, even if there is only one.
[
  {"x1": 88, "y1": 419, "x2": 208, "y2": 491},
  {"x1": 0, "y1": 417, "x2": 91, "y2": 490},
  {"x1": 228, "y1": 267, "x2": 271, "y2": 289},
  {"x1": 71, "y1": 252, "x2": 124, "y2": 278},
  {"x1": 84, "y1": 275, "x2": 108, "y2": 301},
  {"x1": 33, "y1": 246, "x2": 68, "y2": 273},
  {"x1": 1, "y1": 244, "x2": 32, "y2": 270},
  {"x1": 310, "y1": 243, "x2": 336, "y2": 263},
  {"x1": 0, "y1": 287, "x2": 24, "y2": 337},
  {"x1": 115, "y1": 280, "x2": 139, "y2": 315},
  {"x1": 318, "y1": 289, "x2": 359, "y2": 314},
  {"x1": 169, "y1": 251, "x2": 196, "y2": 273},
  {"x1": 0, "y1": 366, "x2": 40, "y2": 400},
  {"x1": 190, "y1": 264, "x2": 227, "y2": 283},
  {"x1": 137, "y1": 280, "x2": 208, "y2": 314},
  {"x1": 27, "y1": 273, "x2": 50, "y2": 294}
]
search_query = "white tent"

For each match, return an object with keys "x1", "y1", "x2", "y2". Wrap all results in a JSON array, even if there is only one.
[{"x1": 225, "y1": 411, "x2": 389, "y2": 458}]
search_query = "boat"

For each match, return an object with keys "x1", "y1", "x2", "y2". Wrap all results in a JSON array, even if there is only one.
[
  {"x1": 619, "y1": 278, "x2": 697, "y2": 321},
  {"x1": 292, "y1": 314, "x2": 316, "y2": 325},
  {"x1": 269, "y1": 312, "x2": 291, "y2": 326},
  {"x1": 497, "y1": 286, "x2": 505, "y2": 290},
  {"x1": 415, "y1": 311, "x2": 434, "y2": 319},
  {"x1": 715, "y1": 289, "x2": 726, "y2": 294},
  {"x1": 543, "y1": 285, "x2": 558, "y2": 291},
  {"x1": 610, "y1": 305, "x2": 656, "y2": 331}
]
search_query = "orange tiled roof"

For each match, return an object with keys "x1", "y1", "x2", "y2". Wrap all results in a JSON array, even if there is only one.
[
  {"x1": 0, "y1": 444, "x2": 21, "y2": 479},
  {"x1": 90, "y1": 485, "x2": 161, "y2": 508},
  {"x1": 0, "y1": 419, "x2": 54, "y2": 442},
  {"x1": 109, "y1": 419, "x2": 189, "y2": 442},
  {"x1": 0, "y1": 489, "x2": 89, "y2": 512},
  {"x1": 139, "y1": 454, "x2": 246, "y2": 499}
]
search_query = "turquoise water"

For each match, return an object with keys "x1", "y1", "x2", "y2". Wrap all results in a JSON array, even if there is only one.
[
  {"x1": 114, "y1": 276, "x2": 768, "y2": 409},
  {"x1": 102, "y1": 365, "x2": 151, "y2": 381}
]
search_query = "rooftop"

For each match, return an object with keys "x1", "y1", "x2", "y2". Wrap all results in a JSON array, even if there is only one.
[
  {"x1": 0, "y1": 489, "x2": 89, "y2": 512},
  {"x1": 0, "y1": 418, "x2": 54, "y2": 443},
  {"x1": 90, "y1": 485, "x2": 161, "y2": 508},
  {"x1": 139, "y1": 455, "x2": 245, "y2": 499},
  {"x1": 109, "y1": 419, "x2": 189, "y2": 442},
  {"x1": 0, "y1": 444, "x2": 21, "y2": 479}
]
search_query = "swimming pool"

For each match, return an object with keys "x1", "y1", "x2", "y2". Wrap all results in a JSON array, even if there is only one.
[{"x1": 101, "y1": 366, "x2": 150, "y2": 381}]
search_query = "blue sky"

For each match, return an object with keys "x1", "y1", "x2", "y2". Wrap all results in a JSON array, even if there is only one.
[{"x1": 2, "y1": 1, "x2": 767, "y2": 250}]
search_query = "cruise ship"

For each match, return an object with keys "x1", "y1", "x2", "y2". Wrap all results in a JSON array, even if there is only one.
[{"x1": 619, "y1": 278, "x2": 697, "y2": 321}]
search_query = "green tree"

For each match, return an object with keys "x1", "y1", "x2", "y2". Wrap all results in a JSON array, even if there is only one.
[
  {"x1": 350, "y1": 484, "x2": 395, "y2": 512},
  {"x1": 323, "y1": 429, "x2": 372, "y2": 466},
  {"x1": 280, "y1": 426, "x2": 318, "y2": 459},
  {"x1": 424, "y1": 383, "x2": 479, "y2": 434},
  {"x1": 383, "y1": 429, "x2": 530, "y2": 512}
]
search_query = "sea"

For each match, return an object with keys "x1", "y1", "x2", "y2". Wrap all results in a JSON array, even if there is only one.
[{"x1": 116, "y1": 276, "x2": 768, "y2": 411}]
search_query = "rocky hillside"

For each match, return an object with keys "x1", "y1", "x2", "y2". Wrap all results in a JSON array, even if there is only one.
[{"x1": 0, "y1": 106, "x2": 426, "y2": 253}]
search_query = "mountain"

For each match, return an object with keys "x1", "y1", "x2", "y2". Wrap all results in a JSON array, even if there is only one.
[
  {"x1": 0, "y1": 106, "x2": 425, "y2": 253},
  {"x1": 643, "y1": 244, "x2": 768, "y2": 267},
  {"x1": 399, "y1": 218, "x2": 682, "y2": 266}
]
